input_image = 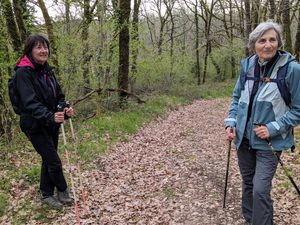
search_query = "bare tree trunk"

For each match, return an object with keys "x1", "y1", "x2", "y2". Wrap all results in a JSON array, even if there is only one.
[
  {"x1": 210, "y1": 54, "x2": 222, "y2": 81},
  {"x1": 105, "y1": 43, "x2": 115, "y2": 86},
  {"x1": 2, "y1": 0, "x2": 22, "y2": 53},
  {"x1": 130, "y1": 0, "x2": 141, "y2": 91},
  {"x1": 156, "y1": 0, "x2": 170, "y2": 55},
  {"x1": 96, "y1": 0, "x2": 106, "y2": 86},
  {"x1": 81, "y1": 0, "x2": 99, "y2": 94},
  {"x1": 229, "y1": 0, "x2": 236, "y2": 79},
  {"x1": 81, "y1": 0, "x2": 92, "y2": 93},
  {"x1": 269, "y1": 0, "x2": 276, "y2": 20},
  {"x1": 199, "y1": 0, "x2": 215, "y2": 84},
  {"x1": 37, "y1": 0, "x2": 60, "y2": 79},
  {"x1": 64, "y1": 0, "x2": 71, "y2": 34},
  {"x1": 193, "y1": 1, "x2": 201, "y2": 85},
  {"x1": 118, "y1": 0, "x2": 131, "y2": 106},
  {"x1": 251, "y1": 0, "x2": 260, "y2": 29},
  {"x1": 282, "y1": 0, "x2": 293, "y2": 53},
  {"x1": 181, "y1": 17, "x2": 187, "y2": 55},
  {"x1": 203, "y1": 45, "x2": 209, "y2": 84},
  {"x1": 157, "y1": 23, "x2": 165, "y2": 55},
  {"x1": 12, "y1": 0, "x2": 28, "y2": 43},
  {"x1": 244, "y1": 0, "x2": 251, "y2": 55},
  {"x1": 165, "y1": 0, "x2": 175, "y2": 78},
  {"x1": 294, "y1": 5, "x2": 300, "y2": 61},
  {"x1": 0, "y1": 17, "x2": 13, "y2": 143},
  {"x1": 103, "y1": 0, "x2": 118, "y2": 87},
  {"x1": 169, "y1": 12, "x2": 174, "y2": 77},
  {"x1": 144, "y1": 12, "x2": 156, "y2": 50},
  {"x1": 233, "y1": 0, "x2": 245, "y2": 38}
]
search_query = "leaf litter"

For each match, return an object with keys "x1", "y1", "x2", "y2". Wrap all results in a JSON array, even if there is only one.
[{"x1": 2, "y1": 98, "x2": 299, "y2": 225}]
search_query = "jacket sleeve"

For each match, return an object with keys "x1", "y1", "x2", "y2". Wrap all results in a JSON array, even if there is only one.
[
  {"x1": 16, "y1": 67, "x2": 55, "y2": 125},
  {"x1": 266, "y1": 62, "x2": 300, "y2": 137},
  {"x1": 54, "y1": 76, "x2": 66, "y2": 107},
  {"x1": 224, "y1": 75, "x2": 242, "y2": 129}
]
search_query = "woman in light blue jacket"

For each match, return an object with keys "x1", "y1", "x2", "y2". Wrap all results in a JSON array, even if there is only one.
[{"x1": 225, "y1": 21, "x2": 300, "y2": 225}]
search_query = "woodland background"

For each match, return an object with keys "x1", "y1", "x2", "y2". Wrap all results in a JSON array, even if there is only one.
[
  {"x1": 1, "y1": 0, "x2": 300, "y2": 140},
  {"x1": 0, "y1": 0, "x2": 300, "y2": 223}
]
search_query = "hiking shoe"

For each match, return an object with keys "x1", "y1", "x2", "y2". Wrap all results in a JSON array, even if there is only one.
[
  {"x1": 57, "y1": 189, "x2": 74, "y2": 205},
  {"x1": 41, "y1": 196, "x2": 63, "y2": 210}
]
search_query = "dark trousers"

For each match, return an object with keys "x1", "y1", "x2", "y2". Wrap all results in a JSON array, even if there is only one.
[
  {"x1": 237, "y1": 139, "x2": 281, "y2": 225},
  {"x1": 27, "y1": 127, "x2": 67, "y2": 197}
]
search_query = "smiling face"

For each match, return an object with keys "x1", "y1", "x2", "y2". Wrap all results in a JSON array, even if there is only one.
[
  {"x1": 31, "y1": 41, "x2": 49, "y2": 65},
  {"x1": 255, "y1": 29, "x2": 279, "y2": 62}
]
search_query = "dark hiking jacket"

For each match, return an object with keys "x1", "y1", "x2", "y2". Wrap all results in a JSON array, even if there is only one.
[{"x1": 15, "y1": 55, "x2": 66, "y2": 133}]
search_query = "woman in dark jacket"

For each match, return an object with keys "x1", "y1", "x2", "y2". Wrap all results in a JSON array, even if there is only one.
[{"x1": 15, "y1": 34, "x2": 74, "y2": 210}]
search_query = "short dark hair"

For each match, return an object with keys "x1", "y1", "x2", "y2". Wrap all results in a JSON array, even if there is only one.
[{"x1": 24, "y1": 34, "x2": 50, "y2": 56}]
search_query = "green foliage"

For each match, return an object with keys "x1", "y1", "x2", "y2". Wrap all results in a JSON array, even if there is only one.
[
  {"x1": 135, "y1": 51, "x2": 195, "y2": 93},
  {"x1": 0, "y1": 192, "x2": 8, "y2": 217},
  {"x1": 210, "y1": 39, "x2": 245, "y2": 81},
  {"x1": 162, "y1": 186, "x2": 176, "y2": 198},
  {"x1": 168, "y1": 80, "x2": 235, "y2": 100},
  {"x1": 0, "y1": 176, "x2": 11, "y2": 192},
  {"x1": 22, "y1": 165, "x2": 40, "y2": 184}
]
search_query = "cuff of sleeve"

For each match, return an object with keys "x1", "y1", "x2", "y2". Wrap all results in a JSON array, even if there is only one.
[
  {"x1": 225, "y1": 121, "x2": 236, "y2": 129},
  {"x1": 266, "y1": 122, "x2": 280, "y2": 137},
  {"x1": 224, "y1": 118, "x2": 236, "y2": 129},
  {"x1": 45, "y1": 114, "x2": 56, "y2": 126}
]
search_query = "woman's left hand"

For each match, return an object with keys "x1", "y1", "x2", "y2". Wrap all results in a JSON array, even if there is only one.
[
  {"x1": 253, "y1": 125, "x2": 270, "y2": 139},
  {"x1": 64, "y1": 107, "x2": 74, "y2": 117}
]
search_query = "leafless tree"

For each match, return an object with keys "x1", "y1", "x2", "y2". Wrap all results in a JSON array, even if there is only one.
[
  {"x1": 130, "y1": 0, "x2": 142, "y2": 91},
  {"x1": 282, "y1": 0, "x2": 293, "y2": 53},
  {"x1": 118, "y1": 0, "x2": 131, "y2": 106},
  {"x1": 2, "y1": 0, "x2": 22, "y2": 53},
  {"x1": 12, "y1": 0, "x2": 29, "y2": 42},
  {"x1": 81, "y1": 0, "x2": 99, "y2": 93},
  {"x1": 0, "y1": 15, "x2": 13, "y2": 142},
  {"x1": 183, "y1": 0, "x2": 201, "y2": 85},
  {"x1": 294, "y1": 3, "x2": 300, "y2": 61}
]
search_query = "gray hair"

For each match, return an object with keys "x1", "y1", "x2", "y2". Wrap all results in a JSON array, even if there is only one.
[{"x1": 247, "y1": 21, "x2": 283, "y2": 53}]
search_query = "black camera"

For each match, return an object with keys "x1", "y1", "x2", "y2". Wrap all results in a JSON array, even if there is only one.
[{"x1": 57, "y1": 101, "x2": 70, "y2": 112}]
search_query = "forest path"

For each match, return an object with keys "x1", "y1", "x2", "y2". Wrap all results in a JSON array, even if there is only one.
[{"x1": 54, "y1": 98, "x2": 299, "y2": 225}]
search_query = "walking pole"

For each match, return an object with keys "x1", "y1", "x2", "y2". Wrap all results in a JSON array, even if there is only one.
[
  {"x1": 58, "y1": 105, "x2": 81, "y2": 225},
  {"x1": 254, "y1": 122, "x2": 300, "y2": 196},
  {"x1": 69, "y1": 118, "x2": 88, "y2": 214},
  {"x1": 266, "y1": 140, "x2": 300, "y2": 196},
  {"x1": 223, "y1": 128, "x2": 233, "y2": 208}
]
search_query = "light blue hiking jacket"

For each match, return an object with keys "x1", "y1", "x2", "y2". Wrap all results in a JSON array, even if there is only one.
[{"x1": 225, "y1": 51, "x2": 300, "y2": 151}]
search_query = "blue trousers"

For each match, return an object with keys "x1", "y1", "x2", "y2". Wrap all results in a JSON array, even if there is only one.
[{"x1": 237, "y1": 139, "x2": 281, "y2": 225}]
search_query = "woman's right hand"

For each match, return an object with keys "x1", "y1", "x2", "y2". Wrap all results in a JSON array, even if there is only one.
[
  {"x1": 54, "y1": 112, "x2": 65, "y2": 123},
  {"x1": 226, "y1": 127, "x2": 236, "y2": 142}
]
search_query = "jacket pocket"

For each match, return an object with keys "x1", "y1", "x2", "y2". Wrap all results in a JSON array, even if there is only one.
[{"x1": 20, "y1": 115, "x2": 41, "y2": 134}]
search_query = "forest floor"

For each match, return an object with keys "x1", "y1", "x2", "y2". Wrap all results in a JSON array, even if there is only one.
[{"x1": 2, "y1": 98, "x2": 300, "y2": 225}]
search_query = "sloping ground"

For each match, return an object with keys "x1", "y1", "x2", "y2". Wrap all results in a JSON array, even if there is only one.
[{"x1": 2, "y1": 98, "x2": 300, "y2": 224}]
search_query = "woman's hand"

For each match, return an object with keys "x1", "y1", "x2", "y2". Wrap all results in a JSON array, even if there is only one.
[
  {"x1": 54, "y1": 112, "x2": 65, "y2": 123},
  {"x1": 64, "y1": 107, "x2": 74, "y2": 117},
  {"x1": 253, "y1": 125, "x2": 270, "y2": 139},
  {"x1": 226, "y1": 127, "x2": 236, "y2": 142}
]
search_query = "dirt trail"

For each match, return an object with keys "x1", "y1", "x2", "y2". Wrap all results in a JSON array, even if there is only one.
[{"x1": 25, "y1": 98, "x2": 300, "y2": 224}]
